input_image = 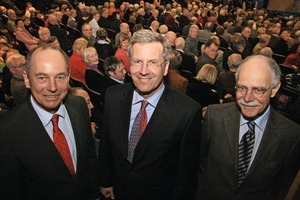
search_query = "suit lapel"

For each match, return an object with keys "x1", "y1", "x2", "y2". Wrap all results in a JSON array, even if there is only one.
[
  {"x1": 247, "y1": 108, "x2": 280, "y2": 174},
  {"x1": 118, "y1": 87, "x2": 134, "y2": 159},
  {"x1": 135, "y1": 87, "x2": 171, "y2": 152}
]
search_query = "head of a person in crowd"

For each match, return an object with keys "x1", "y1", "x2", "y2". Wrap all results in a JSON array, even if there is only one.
[
  {"x1": 175, "y1": 37, "x2": 185, "y2": 50},
  {"x1": 47, "y1": 14, "x2": 58, "y2": 25},
  {"x1": 128, "y1": 29, "x2": 170, "y2": 99},
  {"x1": 259, "y1": 34, "x2": 271, "y2": 47},
  {"x1": 169, "y1": 50, "x2": 182, "y2": 70},
  {"x1": 280, "y1": 30, "x2": 291, "y2": 41},
  {"x1": 0, "y1": 42, "x2": 9, "y2": 59},
  {"x1": 235, "y1": 55, "x2": 281, "y2": 119},
  {"x1": 55, "y1": 11, "x2": 63, "y2": 23},
  {"x1": 259, "y1": 47, "x2": 273, "y2": 58},
  {"x1": 6, "y1": 53, "x2": 26, "y2": 77},
  {"x1": 195, "y1": 63, "x2": 217, "y2": 85},
  {"x1": 117, "y1": 33, "x2": 130, "y2": 50},
  {"x1": 0, "y1": 6, "x2": 7, "y2": 15},
  {"x1": 132, "y1": 24, "x2": 143, "y2": 33},
  {"x1": 38, "y1": 27, "x2": 51, "y2": 42},
  {"x1": 152, "y1": 9, "x2": 159, "y2": 19},
  {"x1": 73, "y1": 38, "x2": 88, "y2": 56},
  {"x1": 165, "y1": 31, "x2": 177, "y2": 47},
  {"x1": 120, "y1": 23, "x2": 131, "y2": 35},
  {"x1": 7, "y1": 9, "x2": 16, "y2": 20},
  {"x1": 96, "y1": 27, "x2": 110, "y2": 42},
  {"x1": 83, "y1": 47, "x2": 99, "y2": 66},
  {"x1": 188, "y1": 24, "x2": 199, "y2": 39},
  {"x1": 101, "y1": 7, "x2": 109, "y2": 18},
  {"x1": 230, "y1": 34, "x2": 246, "y2": 53},
  {"x1": 228, "y1": 53, "x2": 242, "y2": 72},
  {"x1": 150, "y1": 20, "x2": 159, "y2": 32},
  {"x1": 204, "y1": 38, "x2": 219, "y2": 59},
  {"x1": 242, "y1": 27, "x2": 252, "y2": 39},
  {"x1": 15, "y1": 18, "x2": 25, "y2": 29},
  {"x1": 92, "y1": 12, "x2": 100, "y2": 21},
  {"x1": 81, "y1": 23, "x2": 93, "y2": 38},
  {"x1": 69, "y1": 87, "x2": 94, "y2": 117},
  {"x1": 158, "y1": 24, "x2": 168, "y2": 35},
  {"x1": 70, "y1": 9, "x2": 77, "y2": 18},
  {"x1": 23, "y1": 45, "x2": 70, "y2": 113},
  {"x1": 103, "y1": 56, "x2": 126, "y2": 81},
  {"x1": 44, "y1": 36, "x2": 60, "y2": 48}
]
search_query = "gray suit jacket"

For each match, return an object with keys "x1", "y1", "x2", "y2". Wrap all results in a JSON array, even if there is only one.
[
  {"x1": 99, "y1": 83, "x2": 202, "y2": 200},
  {"x1": 195, "y1": 102, "x2": 300, "y2": 200},
  {"x1": 0, "y1": 95, "x2": 99, "y2": 200}
]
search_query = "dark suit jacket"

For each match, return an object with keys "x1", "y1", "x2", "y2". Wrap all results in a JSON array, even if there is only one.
[
  {"x1": 195, "y1": 102, "x2": 300, "y2": 200},
  {"x1": 99, "y1": 83, "x2": 202, "y2": 200},
  {"x1": 0, "y1": 95, "x2": 99, "y2": 200}
]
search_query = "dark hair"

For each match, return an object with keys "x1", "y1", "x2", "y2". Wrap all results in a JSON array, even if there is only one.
[{"x1": 103, "y1": 56, "x2": 123, "y2": 75}]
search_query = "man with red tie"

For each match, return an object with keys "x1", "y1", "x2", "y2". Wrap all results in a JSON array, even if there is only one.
[
  {"x1": 99, "y1": 29, "x2": 202, "y2": 200},
  {"x1": 0, "y1": 45, "x2": 99, "y2": 200}
]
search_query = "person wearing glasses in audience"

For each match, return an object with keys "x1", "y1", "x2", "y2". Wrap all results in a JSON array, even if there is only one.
[
  {"x1": 99, "y1": 29, "x2": 202, "y2": 200},
  {"x1": 194, "y1": 55, "x2": 300, "y2": 200}
]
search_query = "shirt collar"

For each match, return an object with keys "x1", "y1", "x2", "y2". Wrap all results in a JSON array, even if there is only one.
[{"x1": 132, "y1": 84, "x2": 165, "y2": 108}]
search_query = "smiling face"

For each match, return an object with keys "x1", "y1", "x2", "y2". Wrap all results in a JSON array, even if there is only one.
[
  {"x1": 130, "y1": 42, "x2": 169, "y2": 99},
  {"x1": 236, "y1": 57, "x2": 280, "y2": 119},
  {"x1": 24, "y1": 48, "x2": 70, "y2": 113}
]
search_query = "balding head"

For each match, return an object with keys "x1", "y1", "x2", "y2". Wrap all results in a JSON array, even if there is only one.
[
  {"x1": 175, "y1": 37, "x2": 185, "y2": 50},
  {"x1": 228, "y1": 53, "x2": 242, "y2": 72}
]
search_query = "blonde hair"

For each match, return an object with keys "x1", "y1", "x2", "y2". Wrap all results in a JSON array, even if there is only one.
[
  {"x1": 72, "y1": 38, "x2": 88, "y2": 51},
  {"x1": 83, "y1": 47, "x2": 97, "y2": 63},
  {"x1": 195, "y1": 64, "x2": 217, "y2": 85}
]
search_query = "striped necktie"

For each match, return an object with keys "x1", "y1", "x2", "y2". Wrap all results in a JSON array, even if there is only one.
[{"x1": 237, "y1": 121, "x2": 255, "y2": 186}]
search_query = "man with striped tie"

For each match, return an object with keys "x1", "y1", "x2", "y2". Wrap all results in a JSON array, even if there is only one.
[{"x1": 194, "y1": 55, "x2": 300, "y2": 200}]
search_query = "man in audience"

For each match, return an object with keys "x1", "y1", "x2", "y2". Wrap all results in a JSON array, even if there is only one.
[
  {"x1": 0, "y1": 45, "x2": 99, "y2": 199},
  {"x1": 198, "y1": 22, "x2": 215, "y2": 44},
  {"x1": 184, "y1": 24, "x2": 199, "y2": 62},
  {"x1": 98, "y1": 8, "x2": 110, "y2": 29},
  {"x1": 81, "y1": 23, "x2": 97, "y2": 47},
  {"x1": 115, "y1": 22, "x2": 132, "y2": 47},
  {"x1": 5, "y1": 53, "x2": 28, "y2": 105},
  {"x1": 6, "y1": 9, "x2": 17, "y2": 33},
  {"x1": 195, "y1": 38, "x2": 219, "y2": 73},
  {"x1": 219, "y1": 53, "x2": 242, "y2": 99},
  {"x1": 165, "y1": 31, "x2": 177, "y2": 49},
  {"x1": 102, "y1": 56, "x2": 126, "y2": 103},
  {"x1": 149, "y1": 20, "x2": 159, "y2": 32},
  {"x1": 99, "y1": 29, "x2": 202, "y2": 200},
  {"x1": 194, "y1": 55, "x2": 300, "y2": 199}
]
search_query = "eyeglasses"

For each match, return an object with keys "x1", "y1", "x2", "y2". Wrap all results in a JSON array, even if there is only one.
[
  {"x1": 10, "y1": 63, "x2": 26, "y2": 69},
  {"x1": 131, "y1": 60, "x2": 167, "y2": 68},
  {"x1": 235, "y1": 84, "x2": 272, "y2": 98}
]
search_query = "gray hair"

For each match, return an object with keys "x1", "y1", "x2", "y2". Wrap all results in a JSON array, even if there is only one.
[
  {"x1": 128, "y1": 29, "x2": 171, "y2": 62},
  {"x1": 235, "y1": 55, "x2": 281, "y2": 87}
]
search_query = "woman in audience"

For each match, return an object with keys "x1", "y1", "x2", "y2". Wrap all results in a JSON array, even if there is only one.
[
  {"x1": 283, "y1": 42, "x2": 300, "y2": 72},
  {"x1": 114, "y1": 33, "x2": 131, "y2": 73},
  {"x1": 94, "y1": 27, "x2": 115, "y2": 61},
  {"x1": 186, "y1": 64, "x2": 220, "y2": 109}
]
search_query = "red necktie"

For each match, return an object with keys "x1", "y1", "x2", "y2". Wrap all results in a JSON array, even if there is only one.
[
  {"x1": 51, "y1": 114, "x2": 75, "y2": 176},
  {"x1": 127, "y1": 100, "x2": 148, "y2": 163}
]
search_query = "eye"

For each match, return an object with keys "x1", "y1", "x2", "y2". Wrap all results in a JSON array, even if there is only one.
[
  {"x1": 56, "y1": 75, "x2": 67, "y2": 82},
  {"x1": 148, "y1": 61, "x2": 158, "y2": 66},
  {"x1": 36, "y1": 76, "x2": 47, "y2": 82}
]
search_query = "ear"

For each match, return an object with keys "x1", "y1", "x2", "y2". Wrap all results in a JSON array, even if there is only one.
[
  {"x1": 23, "y1": 71, "x2": 31, "y2": 89},
  {"x1": 271, "y1": 82, "x2": 281, "y2": 98},
  {"x1": 108, "y1": 71, "x2": 114, "y2": 77},
  {"x1": 163, "y1": 61, "x2": 169, "y2": 76}
]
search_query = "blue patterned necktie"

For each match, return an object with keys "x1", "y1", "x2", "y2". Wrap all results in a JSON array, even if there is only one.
[
  {"x1": 127, "y1": 100, "x2": 148, "y2": 163},
  {"x1": 237, "y1": 121, "x2": 255, "y2": 186}
]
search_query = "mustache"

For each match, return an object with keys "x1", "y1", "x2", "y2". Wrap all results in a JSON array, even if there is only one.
[{"x1": 238, "y1": 98, "x2": 261, "y2": 106}]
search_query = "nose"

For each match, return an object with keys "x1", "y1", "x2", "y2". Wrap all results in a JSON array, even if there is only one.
[
  {"x1": 47, "y1": 78, "x2": 57, "y2": 92},
  {"x1": 140, "y1": 63, "x2": 149, "y2": 75},
  {"x1": 243, "y1": 89, "x2": 255, "y2": 103}
]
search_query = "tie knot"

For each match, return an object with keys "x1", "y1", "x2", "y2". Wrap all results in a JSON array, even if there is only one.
[
  {"x1": 51, "y1": 114, "x2": 59, "y2": 126},
  {"x1": 247, "y1": 121, "x2": 255, "y2": 133},
  {"x1": 140, "y1": 100, "x2": 148, "y2": 111}
]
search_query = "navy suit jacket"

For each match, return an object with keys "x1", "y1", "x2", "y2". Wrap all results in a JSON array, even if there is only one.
[
  {"x1": 0, "y1": 95, "x2": 99, "y2": 200},
  {"x1": 99, "y1": 83, "x2": 202, "y2": 200}
]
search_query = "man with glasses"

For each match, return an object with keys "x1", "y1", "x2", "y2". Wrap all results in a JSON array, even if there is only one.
[
  {"x1": 99, "y1": 29, "x2": 202, "y2": 200},
  {"x1": 194, "y1": 55, "x2": 300, "y2": 199},
  {"x1": 6, "y1": 53, "x2": 29, "y2": 106}
]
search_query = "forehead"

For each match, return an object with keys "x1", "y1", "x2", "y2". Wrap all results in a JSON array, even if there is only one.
[
  {"x1": 238, "y1": 58, "x2": 272, "y2": 85},
  {"x1": 131, "y1": 42, "x2": 164, "y2": 59},
  {"x1": 30, "y1": 49, "x2": 68, "y2": 73}
]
